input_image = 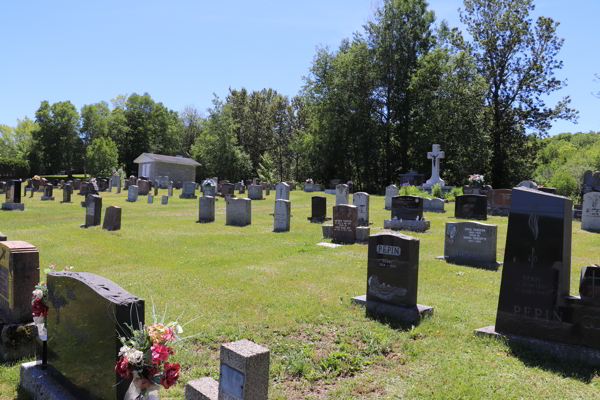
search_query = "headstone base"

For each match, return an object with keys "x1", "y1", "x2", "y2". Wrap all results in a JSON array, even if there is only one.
[
  {"x1": 324, "y1": 189, "x2": 336, "y2": 195},
  {"x1": 0, "y1": 322, "x2": 37, "y2": 361},
  {"x1": 435, "y1": 255, "x2": 501, "y2": 270},
  {"x1": 322, "y1": 224, "x2": 333, "y2": 238},
  {"x1": 185, "y1": 377, "x2": 218, "y2": 400},
  {"x1": 2, "y1": 203, "x2": 24, "y2": 211},
  {"x1": 179, "y1": 194, "x2": 198, "y2": 199},
  {"x1": 488, "y1": 207, "x2": 509, "y2": 217},
  {"x1": 383, "y1": 219, "x2": 430, "y2": 232},
  {"x1": 20, "y1": 361, "x2": 79, "y2": 400},
  {"x1": 475, "y1": 325, "x2": 600, "y2": 367},
  {"x1": 40, "y1": 196, "x2": 55, "y2": 201},
  {"x1": 197, "y1": 218, "x2": 215, "y2": 223},
  {"x1": 59, "y1": 200, "x2": 72, "y2": 204},
  {"x1": 351, "y1": 295, "x2": 433, "y2": 325},
  {"x1": 316, "y1": 242, "x2": 343, "y2": 248},
  {"x1": 356, "y1": 227, "x2": 370, "y2": 243},
  {"x1": 307, "y1": 217, "x2": 331, "y2": 223}
]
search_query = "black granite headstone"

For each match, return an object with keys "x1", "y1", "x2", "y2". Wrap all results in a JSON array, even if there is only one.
[
  {"x1": 12, "y1": 180, "x2": 21, "y2": 204},
  {"x1": 366, "y1": 232, "x2": 419, "y2": 307},
  {"x1": 47, "y1": 272, "x2": 144, "y2": 400},
  {"x1": 454, "y1": 195, "x2": 488, "y2": 220},
  {"x1": 62, "y1": 183, "x2": 73, "y2": 203},
  {"x1": 310, "y1": 196, "x2": 327, "y2": 221},
  {"x1": 85, "y1": 195, "x2": 102, "y2": 227},
  {"x1": 537, "y1": 186, "x2": 557, "y2": 194},
  {"x1": 494, "y1": 188, "x2": 600, "y2": 350},
  {"x1": 579, "y1": 265, "x2": 600, "y2": 301},
  {"x1": 391, "y1": 195, "x2": 423, "y2": 220}
]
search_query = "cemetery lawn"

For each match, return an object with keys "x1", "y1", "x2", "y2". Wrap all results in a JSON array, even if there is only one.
[{"x1": 2, "y1": 190, "x2": 599, "y2": 400}]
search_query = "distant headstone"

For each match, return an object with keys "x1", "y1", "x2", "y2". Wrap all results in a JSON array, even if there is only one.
[
  {"x1": 180, "y1": 182, "x2": 197, "y2": 199},
  {"x1": 41, "y1": 184, "x2": 55, "y2": 201},
  {"x1": 489, "y1": 189, "x2": 512, "y2": 216},
  {"x1": 148, "y1": 194, "x2": 153, "y2": 204},
  {"x1": 385, "y1": 185, "x2": 398, "y2": 210},
  {"x1": 353, "y1": 192, "x2": 370, "y2": 226},
  {"x1": 248, "y1": 185, "x2": 263, "y2": 200},
  {"x1": 455, "y1": 195, "x2": 488, "y2": 220},
  {"x1": 423, "y1": 197, "x2": 445, "y2": 213},
  {"x1": 517, "y1": 180, "x2": 538, "y2": 189},
  {"x1": 198, "y1": 196, "x2": 216, "y2": 223},
  {"x1": 157, "y1": 175, "x2": 169, "y2": 189},
  {"x1": 78, "y1": 181, "x2": 88, "y2": 196},
  {"x1": 308, "y1": 196, "x2": 330, "y2": 223},
  {"x1": 167, "y1": 181, "x2": 173, "y2": 197},
  {"x1": 581, "y1": 170, "x2": 600, "y2": 199},
  {"x1": 314, "y1": 183, "x2": 322, "y2": 191},
  {"x1": 444, "y1": 221, "x2": 497, "y2": 266},
  {"x1": 276, "y1": 182, "x2": 290, "y2": 201},
  {"x1": 127, "y1": 185, "x2": 138, "y2": 202},
  {"x1": 332, "y1": 205, "x2": 358, "y2": 242},
  {"x1": 137, "y1": 179, "x2": 150, "y2": 195},
  {"x1": 153, "y1": 186, "x2": 158, "y2": 196},
  {"x1": 272, "y1": 199, "x2": 291, "y2": 232},
  {"x1": 73, "y1": 179, "x2": 81, "y2": 190},
  {"x1": 0, "y1": 241, "x2": 39, "y2": 323},
  {"x1": 398, "y1": 170, "x2": 424, "y2": 186},
  {"x1": 581, "y1": 192, "x2": 600, "y2": 232},
  {"x1": 221, "y1": 183, "x2": 235, "y2": 198},
  {"x1": 2, "y1": 180, "x2": 24, "y2": 211},
  {"x1": 102, "y1": 206, "x2": 121, "y2": 231},
  {"x1": 203, "y1": 181, "x2": 216, "y2": 197},
  {"x1": 61, "y1": 184, "x2": 72, "y2": 203},
  {"x1": 47, "y1": 272, "x2": 144, "y2": 400},
  {"x1": 96, "y1": 179, "x2": 108, "y2": 192},
  {"x1": 335, "y1": 184, "x2": 349, "y2": 206},
  {"x1": 304, "y1": 182, "x2": 314, "y2": 192},
  {"x1": 392, "y1": 196, "x2": 423, "y2": 220},
  {"x1": 175, "y1": 181, "x2": 182, "y2": 189},
  {"x1": 226, "y1": 198, "x2": 251, "y2": 226},
  {"x1": 161, "y1": 195, "x2": 168, "y2": 205},
  {"x1": 83, "y1": 194, "x2": 102, "y2": 227},
  {"x1": 239, "y1": 184, "x2": 245, "y2": 194}
]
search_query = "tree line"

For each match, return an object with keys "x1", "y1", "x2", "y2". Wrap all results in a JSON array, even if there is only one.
[{"x1": 0, "y1": 0, "x2": 580, "y2": 193}]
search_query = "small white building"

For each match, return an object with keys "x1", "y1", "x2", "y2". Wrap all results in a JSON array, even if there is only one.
[{"x1": 133, "y1": 153, "x2": 201, "y2": 183}]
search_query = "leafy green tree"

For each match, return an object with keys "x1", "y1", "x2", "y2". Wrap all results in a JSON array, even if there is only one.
[
  {"x1": 180, "y1": 105, "x2": 204, "y2": 157},
  {"x1": 87, "y1": 137, "x2": 118, "y2": 176},
  {"x1": 257, "y1": 153, "x2": 276, "y2": 184},
  {"x1": 460, "y1": 0, "x2": 578, "y2": 188},
  {"x1": 81, "y1": 102, "x2": 111, "y2": 175}
]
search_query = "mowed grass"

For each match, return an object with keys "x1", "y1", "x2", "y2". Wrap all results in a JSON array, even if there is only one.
[{"x1": 1, "y1": 188, "x2": 599, "y2": 400}]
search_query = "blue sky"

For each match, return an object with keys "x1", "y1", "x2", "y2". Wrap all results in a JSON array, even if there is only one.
[{"x1": 1, "y1": 0, "x2": 597, "y2": 136}]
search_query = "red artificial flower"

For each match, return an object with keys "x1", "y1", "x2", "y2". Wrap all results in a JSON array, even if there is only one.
[
  {"x1": 32, "y1": 298, "x2": 48, "y2": 318},
  {"x1": 151, "y1": 344, "x2": 170, "y2": 363},
  {"x1": 115, "y1": 356, "x2": 132, "y2": 378},
  {"x1": 147, "y1": 364, "x2": 160, "y2": 377},
  {"x1": 160, "y1": 363, "x2": 180, "y2": 389}
]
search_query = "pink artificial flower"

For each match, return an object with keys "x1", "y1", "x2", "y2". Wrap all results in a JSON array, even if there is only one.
[{"x1": 151, "y1": 344, "x2": 170, "y2": 363}]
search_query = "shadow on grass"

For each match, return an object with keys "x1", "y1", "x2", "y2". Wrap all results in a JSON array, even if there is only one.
[
  {"x1": 365, "y1": 311, "x2": 432, "y2": 331},
  {"x1": 442, "y1": 257, "x2": 502, "y2": 272},
  {"x1": 14, "y1": 385, "x2": 34, "y2": 400},
  {"x1": 507, "y1": 341, "x2": 599, "y2": 384}
]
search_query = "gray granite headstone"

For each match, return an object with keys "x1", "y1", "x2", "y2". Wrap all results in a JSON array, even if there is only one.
[
  {"x1": 335, "y1": 184, "x2": 349, "y2": 206},
  {"x1": 352, "y1": 192, "x2": 369, "y2": 226},
  {"x1": 180, "y1": 182, "x2": 197, "y2": 199},
  {"x1": 167, "y1": 181, "x2": 173, "y2": 197},
  {"x1": 272, "y1": 199, "x2": 291, "y2": 232},
  {"x1": 102, "y1": 206, "x2": 121, "y2": 231},
  {"x1": 127, "y1": 185, "x2": 138, "y2": 202},
  {"x1": 385, "y1": 185, "x2": 398, "y2": 210},
  {"x1": 84, "y1": 195, "x2": 102, "y2": 227},
  {"x1": 391, "y1": 196, "x2": 423, "y2": 220},
  {"x1": 161, "y1": 195, "x2": 168, "y2": 205},
  {"x1": 248, "y1": 185, "x2": 263, "y2": 200},
  {"x1": 226, "y1": 198, "x2": 251, "y2": 226},
  {"x1": 422, "y1": 197, "x2": 444, "y2": 213},
  {"x1": 198, "y1": 196, "x2": 216, "y2": 223},
  {"x1": 581, "y1": 192, "x2": 600, "y2": 232},
  {"x1": 444, "y1": 221, "x2": 497, "y2": 265},
  {"x1": 276, "y1": 182, "x2": 290, "y2": 201},
  {"x1": 0, "y1": 241, "x2": 39, "y2": 323}
]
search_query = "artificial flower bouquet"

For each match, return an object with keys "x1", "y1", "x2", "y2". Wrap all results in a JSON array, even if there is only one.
[
  {"x1": 467, "y1": 174, "x2": 485, "y2": 185},
  {"x1": 305, "y1": 178, "x2": 313, "y2": 183},
  {"x1": 31, "y1": 264, "x2": 74, "y2": 339},
  {"x1": 116, "y1": 316, "x2": 184, "y2": 399}
]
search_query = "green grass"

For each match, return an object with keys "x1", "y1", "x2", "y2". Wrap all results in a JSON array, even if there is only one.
[{"x1": 1, "y1": 189, "x2": 599, "y2": 399}]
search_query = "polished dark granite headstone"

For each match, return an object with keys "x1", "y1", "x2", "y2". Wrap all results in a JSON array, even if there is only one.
[
  {"x1": 84, "y1": 195, "x2": 102, "y2": 227},
  {"x1": 494, "y1": 188, "x2": 600, "y2": 350},
  {"x1": 103, "y1": 206, "x2": 121, "y2": 231},
  {"x1": 41, "y1": 184, "x2": 55, "y2": 200},
  {"x1": 537, "y1": 187, "x2": 557, "y2": 194},
  {"x1": 0, "y1": 241, "x2": 39, "y2": 323},
  {"x1": 366, "y1": 232, "x2": 419, "y2": 307},
  {"x1": 12, "y1": 180, "x2": 22, "y2": 203},
  {"x1": 308, "y1": 196, "x2": 330, "y2": 222},
  {"x1": 62, "y1": 183, "x2": 73, "y2": 203},
  {"x1": 579, "y1": 265, "x2": 600, "y2": 301},
  {"x1": 221, "y1": 183, "x2": 235, "y2": 198},
  {"x1": 454, "y1": 195, "x2": 488, "y2": 220},
  {"x1": 332, "y1": 205, "x2": 358, "y2": 242},
  {"x1": 47, "y1": 272, "x2": 144, "y2": 400},
  {"x1": 391, "y1": 196, "x2": 423, "y2": 220}
]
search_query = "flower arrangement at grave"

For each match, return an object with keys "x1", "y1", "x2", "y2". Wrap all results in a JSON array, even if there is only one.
[
  {"x1": 347, "y1": 180, "x2": 353, "y2": 185},
  {"x1": 202, "y1": 179, "x2": 215, "y2": 186},
  {"x1": 116, "y1": 306, "x2": 195, "y2": 400},
  {"x1": 32, "y1": 175, "x2": 40, "y2": 180},
  {"x1": 467, "y1": 174, "x2": 485, "y2": 186},
  {"x1": 305, "y1": 178, "x2": 313, "y2": 183},
  {"x1": 31, "y1": 264, "x2": 74, "y2": 339}
]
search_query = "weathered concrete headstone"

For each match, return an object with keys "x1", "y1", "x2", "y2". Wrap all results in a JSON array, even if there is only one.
[
  {"x1": 272, "y1": 200, "x2": 291, "y2": 232},
  {"x1": 102, "y1": 206, "x2": 121, "y2": 231},
  {"x1": 167, "y1": 181, "x2": 173, "y2": 197},
  {"x1": 332, "y1": 205, "x2": 358, "y2": 242},
  {"x1": 455, "y1": 195, "x2": 488, "y2": 220},
  {"x1": 443, "y1": 221, "x2": 497, "y2": 266},
  {"x1": 158, "y1": 175, "x2": 169, "y2": 189},
  {"x1": 198, "y1": 196, "x2": 216, "y2": 223},
  {"x1": 148, "y1": 194, "x2": 153, "y2": 204},
  {"x1": 335, "y1": 184, "x2": 349, "y2": 206},
  {"x1": 422, "y1": 197, "x2": 445, "y2": 213},
  {"x1": 276, "y1": 182, "x2": 290, "y2": 201},
  {"x1": 248, "y1": 185, "x2": 263, "y2": 200},
  {"x1": 385, "y1": 185, "x2": 398, "y2": 210},
  {"x1": 180, "y1": 182, "x2": 197, "y2": 199},
  {"x1": 127, "y1": 185, "x2": 138, "y2": 202},
  {"x1": 0, "y1": 241, "x2": 39, "y2": 323},
  {"x1": 203, "y1": 181, "x2": 216, "y2": 197},
  {"x1": 351, "y1": 232, "x2": 433, "y2": 323},
  {"x1": 41, "y1": 184, "x2": 55, "y2": 201},
  {"x1": 581, "y1": 191, "x2": 600, "y2": 232},
  {"x1": 82, "y1": 195, "x2": 102, "y2": 227},
  {"x1": 353, "y1": 192, "x2": 370, "y2": 226},
  {"x1": 226, "y1": 198, "x2": 251, "y2": 226},
  {"x1": 161, "y1": 195, "x2": 168, "y2": 205},
  {"x1": 423, "y1": 144, "x2": 445, "y2": 189},
  {"x1": 43, "y1": 272, "x2": 144, "y2": 400}
]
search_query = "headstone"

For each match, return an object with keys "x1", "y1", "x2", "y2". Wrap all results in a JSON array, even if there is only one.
[
  {"x1": 226, "y1": 198, "x2": 251, "y2": 227},
  {"x1": 128, "y1": 176, "x2": 136, "y2": 187},
  {"x1": 110, "y1": 174, "x2": 120, "y2": 189},
  {"x1": 423, "y1": 144, "x2": 445, "y2": 188},
  {"x1": 180, "y1": 182, "x2": 197, "y2": 199},
  {"x1": 308, "y1": 196, "x2": 330, "y2": 223},
  {"x1": 0, "y1": 181, "x2": 5, "y2": 195},
  {"x1": 314, "y1": 183, "x2": 322, "y2": 191},
  {"x1": 203, "y1": 181, "x2": 216, "y2": 197},
  {"x1": 239, "y1": 184, "x2": 245, "y2": 194},
  {"x1": 234, "y1": 182, "x2": 240, "y2": 191},
  {"x1": 463, "y1": 184, "x2": 492, "y2": 196},
  {"x1": 489, "y1": 189, "x2": 512, "y2": 216},
  {"x1": 304, "y1": 182, "x2": 314, "y2": 192},
  {"x1": 335, "y1": 184, "x2": 349, "y2": 206},
  {"x1": 423, "y1": 197, "x2": 445, "y2": 213},
  {"x1": 96, "y1": 179, "x2": 108, "y2": 192},
  {"x1": 153, "y1": 186, "x2": 158, "y2": 196},
  {"x1": 581, "y1": 170, "x2": 600, "y2": 199},
  {"x1": 158, "y1": 175, "x2": 169, "y2": 189},
  {"x1": 385, "y1": 185, "x2": 398, "y2": 210},
  {"x1": 221, "y1": 183, "x2": 235, "y2": 198},
  {"x1": 276, "y1": 182, "x2": 290, "y2": 201},
  {"x1": 391, "y1": 196, "x2": 423, "y2": 220},
  {"x1": 2, "y1": 180, "x2": 24, "y2": 211},
  {"x1": 41, "y1": 184, "x2": 55, "y2": 201},
  {"x1": 444, "y1": 222, "x2": 497, "y2": 266},
  {"x1": 83, "y1": 194, "x2": 102, "y2": 227},
  {"x1": 137, "y1": 179, "x2": 150, "y2": 196},
  {"x1": 330, "y1": 179, "x2": 341, "y2": 190},
  {"x1": 78, "y1": 181, "x2": 88, "y2": 196},
  {"x1": 579, "y1": 265, "x2": 600, "y2": 300},
  {"x1": 455, "y1": 195, "x2": 488, "y2": 220},
  {"x1": 167, "y1": 181, "x2": 173, "y2": 197},
  {"x1": 73, "y1": 179, "x2": 81, "y2": 190},
  {"x1": 398, "y1": 170, "x2": 425, "y2": 186},
  {"x1": 59, "y1": 180, "x2": 65, "y2": 189},
  {"x1": 116, "y1": 178, "x2": 121, "y2": 194},
  {"x1": 248, "y1": 185, "x2": 263, "y2": 200},
  {"x1": 581, "y1": 192, "x2": 600, "y2": 232},
  {"x1": 161, "y1": 195, "x2": 168, "y2": 205},
  {"x1": 124, "y1": 180, "x2": 129, "y2": 190},
  {"x1": 517, "y1": 180, "x2": 538, "y2": 189},
  {"x1": 86, "y1": 180, "x2": 99, "y2": 196},
  {"x1": 127, "y1": 185, "x2": 138, "y2": 202},
  {"x1": 46, "y1": 272, "x2": 144, "y2": 400},
  {"x1": 102, "y1": 206, "x2": 121, "y2": 231},
  {"x1": 108, "y1": 178, "x2": 112, "y2": 192},
  {"x1": 198, "y1": 196, "x2": 216, "y2": 223},
  {"x1": 0, "y1": 241, "x2": 39, "y2": 323},
  {"x1": 332, "y1": 205, "x2": 358, "y2": 242},
  {"x1": 175, "y1": 181, "x2": 182, "y2": 189},
  {"x1": 272, "y1": 200, "x2": 291, "y2": 232},
  {"x1": 148, "y1": 194, "x2": 153, "y2": 204},
  {"x1": 32, "y1": 179, "x2": 40, "y2": 192},
  {"x1": 353, "y1": 192, "x2": 370, "y2": 226}
]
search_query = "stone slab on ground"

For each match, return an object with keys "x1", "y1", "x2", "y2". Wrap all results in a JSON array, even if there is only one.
[
  {"x1": 383, "y1": 219, "x2": 430, "y2": 232},
  {"x1": 475, "y1": 325, "x2": 600, "y2": 367},
  {"x1": 2, "y1": 203, "x2": 24, "y2": 211},
  {"x1": 185, "y1": 377, "x2": 219, "y2": 400},
  {"x1": 20, "y1": 361, "x2": 78, "y2": 400},
  {"x1": 316, "y1": 242, "x2": 343, "y2": 248},
  {"x1": 351, "y1": 295, "x2": 433, "y2": 325}
]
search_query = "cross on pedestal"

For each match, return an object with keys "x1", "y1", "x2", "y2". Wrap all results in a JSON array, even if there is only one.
[{"x1": 424, "y1": 144, "x2": 445, "y2": 187}]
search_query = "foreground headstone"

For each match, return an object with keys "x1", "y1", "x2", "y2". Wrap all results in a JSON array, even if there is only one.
[
  {"x1": 226, "y1": 198, "x2": 251, "y2": 226},
  {"x1": 352, "y1": 233, "x2": 433, "y2": 324},
  {"x1": 248, "y1": 184, "x2": 263, "y2": 200},
  {"x1": 41, "y1": 184, "x2": 55, "y2": 201},
  {"x1": 198, "y1": 196, "x2": 216, "y2": 223},
  {"x1": 127, "y1": 185, "x2": 138, "y2": 202},
  {"x1": 82, "y1": 195, "x2": 102, "y2": 227},
  {"x1": 180, "y1": 182, "x2": 198, "y2": 199},
  {"x1": 455, "y1": 195, "x2": 488, "y2": 220},
  {"x1": 185, "y1": 339, "x2": 269, "y2": 400},
  {"x1": 40, "y1": 272, "x2": 145, "y2": 400},
  {"x1": 272, "y1": 200, "x2": 291, "y2": 232},
  {"x1": 335, "y1": 184, "x2": 349, "y2": 206},
  {"x1": 581, "y1": 192, "x2": 600, "y2": 232},
  {"x1": 332, "y1": 205, "x2": 358, "y2": 242},
  {"x1": 102, "y1": 206, "x2": 121, "y2": 231},
  {"x1": 0, "y1": 241, "x2": 39, "y2": 323},
  {"x1": 353, "y1": 192, "x2": 370, "y2": 226},
  {"x1": 61, "y1": 183, "x2": 73, "y2": 203},
  {"x1": 307, "y1": 196, "x2": 331, "y2": 223},
  {"x1": 443, "y1": 222, "x2": 498, "y2": 267}
]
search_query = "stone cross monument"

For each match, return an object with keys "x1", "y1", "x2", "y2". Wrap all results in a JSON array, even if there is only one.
[{"x1": 424, "y1": 144, "x2": 445, "y2": 188}]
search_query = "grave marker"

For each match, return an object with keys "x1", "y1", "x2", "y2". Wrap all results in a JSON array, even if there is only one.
[
  {"x1": 41, "y1": 184, "x2": 55, "y2": 201},
  {"x1": 272, "y1": 199, "x2": 291, "y2": 232},
  {"x1": 581, "y1": 192, "x2": 600, "y2": 232},
  {"x1": 180, "y1": 182, "x2": 197, "y2": 199},
  {"x1": 102, "y1": 206, "x2": 121, "y2": 231},
  {"x1": 335, "y1": 184, "x2": 349, "y2": 206},
  {"x1": 332, "y1": 205, "x2": 358, "y2": 242},
  {"x1": 352, "y1": 192, "x2": 370, "y2": 226},
  {"x1": 276, "y1": 182, "x2": 290, "y2": 201},
  {"x1": 0, "y1": 241, "x2": 39, "y2": 323},
  {"x1": 2, "y1": 180, "x2": 24, "y2": 211},
  {"x1": 82, "y1": 195, "x2": 102, "y2": 227},
  {"x1": 443, "y1": 222, "x2": 497, "y2": 266},
  {"x1": 127, "y1": 185, "x2": 138, "y2": 202},
  {"x1": 226, "y1": 198, "x2": 251, "y2": 227},
  {"x1": 248, "y1": 185, "x2": 263, "y2": 200},
  {"x1": 308, "y1": 196, "x2": 330, "y2": 223},
  {"x1": 161, "y1": 195, "x2": 168, "y2": 205},
  {"x1": 455, "y1": 195, "x2": 488, "y2": 220},
  {"x1": 198, "y1": 196, "x2": 216, "y2": 223},
  {"x1": 61, "y1": 184, "x2": 73, "y2": 203},
  {"x1": 385, "y1": 185, "x2": 397, "y2": 210}
]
